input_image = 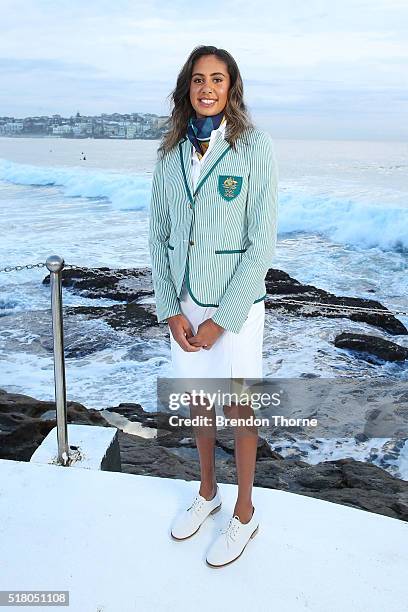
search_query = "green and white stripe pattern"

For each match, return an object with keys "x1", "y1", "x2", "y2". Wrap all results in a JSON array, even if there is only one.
[{"x1": 148, "y1": 127, "x2": 278, "y2": 334}]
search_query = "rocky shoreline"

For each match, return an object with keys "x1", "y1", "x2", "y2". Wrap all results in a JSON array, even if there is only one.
[{"x1": 1, "y1": 388, "x2": 407, "y2": 522}]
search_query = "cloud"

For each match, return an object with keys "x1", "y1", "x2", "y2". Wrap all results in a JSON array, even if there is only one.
[{"x1": 0, "y1": 0, "x2": 407, "y2": 139}]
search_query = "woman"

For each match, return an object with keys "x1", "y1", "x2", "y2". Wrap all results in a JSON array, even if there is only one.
[{"x1": 148, "y1": 45, "x2": 278, "y2": 567}]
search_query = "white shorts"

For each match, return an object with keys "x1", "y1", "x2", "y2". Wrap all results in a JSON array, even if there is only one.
[{"x1": 169, "y1": 280, "x2": 265, "y2": 410}]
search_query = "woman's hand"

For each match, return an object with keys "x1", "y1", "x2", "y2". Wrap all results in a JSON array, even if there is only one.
[
  {"x1": 168, "y1": 314, "x2": 202, "y2": 352},
  {"x1": 188, "y1": 318, "x2": 225, "y2": 350}
]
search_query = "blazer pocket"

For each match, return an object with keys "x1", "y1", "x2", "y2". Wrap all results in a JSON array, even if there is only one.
[{"x1": 215, "y1": 248, "x2": 247, "y2": 254}]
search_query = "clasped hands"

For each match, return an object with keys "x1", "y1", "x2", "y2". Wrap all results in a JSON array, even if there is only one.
[{"x1": 168, "y1": 313, "x2": 225, "y2": 351}]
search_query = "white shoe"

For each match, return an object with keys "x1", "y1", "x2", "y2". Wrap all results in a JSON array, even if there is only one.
[
  {"x1": 170, "y1": 485, "x2": 222, "y2": 540},
  {"x1": 205, "y1": 506, "x2": 259, "y2": 567}
]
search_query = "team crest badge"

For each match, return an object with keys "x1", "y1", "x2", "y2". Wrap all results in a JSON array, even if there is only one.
[{"x1": 218, "y1": 175, "x2": 243, "y2": 201}]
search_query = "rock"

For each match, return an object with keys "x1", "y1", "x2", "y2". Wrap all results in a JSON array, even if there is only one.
[
  {"x1": 213, "y1": 427, "x2": 281, "y2": 459},
  {"x1": 42, "y1": 265, "x2": 154, "y2": 303},
  {"x1": 118, "y1": 431, "x2": 200, "y2": 480},
  {"x1": 106, "y1": 403, "x2": 158, "y2": 428},
  {"x1": 264, "y1": 269, "x2": 407, "y2": 335},
  {"x1": 334, "y1": 332, "x2": 408, "y2": 362},
  {"x1": 254, "y1": 457, "x2": 408, "y2": 520},
  {"x1": 65, "y1": 303, "x2": 162, "y2": 337},
  {"x1": 355, "y1": 433, "x2": 369, "y2": 442}
]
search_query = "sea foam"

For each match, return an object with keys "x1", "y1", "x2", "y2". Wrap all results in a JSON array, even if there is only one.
[{"x1": 1, "y1": 157, "x2": 407, "y2": 252}]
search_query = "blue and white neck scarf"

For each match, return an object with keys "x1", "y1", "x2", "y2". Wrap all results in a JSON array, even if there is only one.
[{"x1": 187, "y1": 111, "x2": 226, "y2": 160}]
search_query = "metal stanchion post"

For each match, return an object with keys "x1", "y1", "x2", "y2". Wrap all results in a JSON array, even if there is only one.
[{"x1": 45, "y1": 255, "x2": 69, "y2": 466}]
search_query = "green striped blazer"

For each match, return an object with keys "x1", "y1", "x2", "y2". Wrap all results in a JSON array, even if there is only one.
[{"x1": 148, "y1": 127, "x2": 278, "y2": 334}]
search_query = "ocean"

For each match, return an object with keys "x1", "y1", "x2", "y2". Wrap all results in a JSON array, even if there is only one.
[{"x1": 1, "y1": 136, "x2": 407, "y2": 477}]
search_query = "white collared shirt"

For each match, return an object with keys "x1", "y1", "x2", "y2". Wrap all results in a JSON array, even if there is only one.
[{"x1": 191, "y1": 120, "x2": 227, "y2": 192}]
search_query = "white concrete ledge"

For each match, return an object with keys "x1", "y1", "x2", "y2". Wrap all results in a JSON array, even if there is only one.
[
  {"x1": 29, "y1": 424, "x2": 121, "y2": 471},
  {"x1": 0, "y1": 458, "x2": 407, "y2": 612}
]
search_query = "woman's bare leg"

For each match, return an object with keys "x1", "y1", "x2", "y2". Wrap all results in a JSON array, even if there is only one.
[
  {"x1": 189, "y1": 395, "x2": 218, "y2": 500},
  {"x1": 223, "y1": 401, "x2": 258, "y2": 523}
]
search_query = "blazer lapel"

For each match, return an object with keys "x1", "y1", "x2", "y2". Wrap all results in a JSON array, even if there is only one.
[
  {"x1": 178, "y1": 133, "x2": 232, "y2": 202},
  {"x1": 196, "y1": 131, "x2": 231, "y2": 187}
]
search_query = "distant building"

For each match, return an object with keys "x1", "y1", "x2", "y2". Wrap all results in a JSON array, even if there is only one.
[
  {"x1": 0, "y1": 111, "x2": 169, "y2": 139},
  {"x1": 4, "y1": 121, "x2": 24, "y2": 133},
  {"x1": 52, "y1": 124, "x2": 72, "y2": 135}
]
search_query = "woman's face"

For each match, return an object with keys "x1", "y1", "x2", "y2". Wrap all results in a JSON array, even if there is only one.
[{"x1": 189, "y1": 54, "x2": 231, "y2": 118}]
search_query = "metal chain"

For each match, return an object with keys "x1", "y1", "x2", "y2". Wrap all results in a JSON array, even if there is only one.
[
  {"x1": 1, "y1": 262, "x2": 47, "y2": 273},
  {"x1": 0, "y1": 261, "x2": 103, "y2": 275},
  {"x1": 1, "y1": 260, "x2": 407, "y2": 317},
  {"x1": 269, "y1": 297, "x2": 408, "y2": 316}
]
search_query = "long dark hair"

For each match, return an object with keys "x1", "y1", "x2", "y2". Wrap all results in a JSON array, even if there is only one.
[{"x1": 157, "y1": 45, "x2": 255, "y2": 159}]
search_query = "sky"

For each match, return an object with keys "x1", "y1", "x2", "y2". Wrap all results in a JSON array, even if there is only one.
[{"x1": 0, "y1": 0, "x2": 407, "y2": 140}]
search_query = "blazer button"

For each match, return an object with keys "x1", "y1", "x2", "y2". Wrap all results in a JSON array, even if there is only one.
[
  {"x1": 189, "y1": 240, "x2": 195, "y2": 246},
  {"x1": 189, "y1": 204, "x2": 193, "y2": 209}
]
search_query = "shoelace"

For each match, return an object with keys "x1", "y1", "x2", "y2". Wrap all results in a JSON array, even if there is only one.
[
  {"x1": 220, "y1": 515, "x2": 241, "y2": 543},
  {"x1": 187, "y1": 495, "x2": 206, "y2": 515}
]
